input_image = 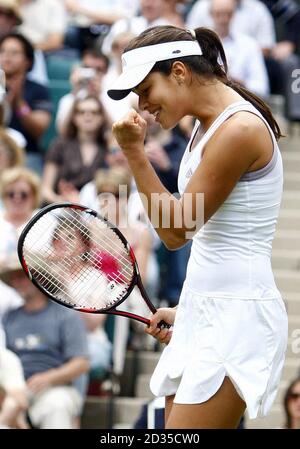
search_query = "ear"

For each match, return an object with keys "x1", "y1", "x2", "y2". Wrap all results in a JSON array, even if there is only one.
[{"x1": 171, "y1": 61, "x2": 188, "y2": 85}]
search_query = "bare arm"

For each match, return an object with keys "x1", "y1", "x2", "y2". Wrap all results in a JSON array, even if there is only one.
[
  {"x1": 113, "y1": 110, "x2": 265, "y2": 249},
  {"x1": 16, "y1": 104, "x2": 51, "y2": 140},
  {"x1": 42, "y1": 162, "x2": 62, "y2": 203},
  {"x1": 65, "y1": 0, "x2": 126, "y2": 25},
  {"x1": 36, "y1": 33, "x2": 64, "y2": 52},
  {"x1": 26, "y1": 357, "x2": 89, "y2": 394},
  {"x1": 133, "y1": 227, "x2": 152, "y2": 284}
]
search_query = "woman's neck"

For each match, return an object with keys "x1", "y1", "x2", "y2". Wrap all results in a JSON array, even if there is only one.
[
  {"x1": 190, "y1": 81, "x2": 243, "y2": 131},
  {"x1": 78, "y1": 130, "x2": 97, "y2": 143}
]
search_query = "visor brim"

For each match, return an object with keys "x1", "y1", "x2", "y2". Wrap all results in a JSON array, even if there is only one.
[{"x1": 107, "y1": 61, "x2": 155, "y2": 101}]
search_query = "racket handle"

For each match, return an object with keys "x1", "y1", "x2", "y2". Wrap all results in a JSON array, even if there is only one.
[{"x1": 158, "y1": 320, "x2": 172, "y2": 330}]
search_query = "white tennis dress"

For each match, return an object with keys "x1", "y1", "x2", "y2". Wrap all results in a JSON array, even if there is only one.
[{"x1": 150, "y1": 101, "x2": 288, "y2": 419}]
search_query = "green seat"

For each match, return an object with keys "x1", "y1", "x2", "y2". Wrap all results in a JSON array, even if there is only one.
[
  {"x1": 41, "y1": 79, "x2": 71, "y2": 152},
  {"x1": 46, "y1": 55, "x2": 79, "y2": 81}
]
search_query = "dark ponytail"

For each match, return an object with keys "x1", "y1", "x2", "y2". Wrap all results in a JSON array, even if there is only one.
[{"x1": 124, "y1": 25, "x2": 283, "y2": 140}]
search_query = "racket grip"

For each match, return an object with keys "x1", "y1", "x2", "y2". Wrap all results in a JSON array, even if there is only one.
[{"x1": 158, "y1": 320, "x2": 172, "y2": 330}]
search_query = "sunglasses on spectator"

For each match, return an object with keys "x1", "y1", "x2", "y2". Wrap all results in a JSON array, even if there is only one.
[
  {"x1": 75, "y1": 108, "x2": 102, "y2": 116},
  {"x1": 4, "y1": 190, "x2": 31, "y2": 200},
  {"x1": 288, "y1": 392, "x2": 300, "y2": 401}
]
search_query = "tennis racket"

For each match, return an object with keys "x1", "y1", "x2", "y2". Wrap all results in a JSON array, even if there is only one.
[{"x1": 17, "y1": 202, "x2": 169, "y2": 328}]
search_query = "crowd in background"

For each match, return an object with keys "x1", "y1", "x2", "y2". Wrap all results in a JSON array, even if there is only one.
[{"x1": 0, "y1": 0, "x2": 299, "y2": 429}]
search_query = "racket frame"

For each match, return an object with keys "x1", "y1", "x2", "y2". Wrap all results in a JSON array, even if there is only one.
[{"x1": 17, "y1": 202, "x2": 157, "y2": 325}]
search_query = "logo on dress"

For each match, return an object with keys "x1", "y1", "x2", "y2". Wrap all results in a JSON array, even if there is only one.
[{"x1": 185, "y1": 168, "x2": 193, "y2": 178}]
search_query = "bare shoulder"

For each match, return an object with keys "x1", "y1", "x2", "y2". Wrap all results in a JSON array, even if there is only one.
[{"x1": 204, "y1": 110, "x2": 272, "y2": 163}]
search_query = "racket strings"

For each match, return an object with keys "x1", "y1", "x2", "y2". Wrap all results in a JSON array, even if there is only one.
[
  {"x1": 56, "y1": 209, "x2": 134, "y2": 279},
  {"x1": 22, "y1": 207, "x2": 135, "y2": 309}
]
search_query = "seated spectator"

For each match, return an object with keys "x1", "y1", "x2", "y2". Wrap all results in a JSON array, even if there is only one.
[
  {"x1": 186, "y1": 0, "x2": 276, "y2": 54},
  {"x1": 18, "y1": 0, "x2": 67, "y2": 53},
  {"x1": 283, "y1": 378, "x2": 300, "y2": 429},
  {"x1": 101, "y1": 0, "x2": 172, "y2": 57},
  {"x1": 42, "y1": 95, "x2": 109, "y2": 204},
  {"x1": 0, "y1": 32, "x2": 52, "y2": 173},
  {"x1": 0, "y1": 167, "x2": 41, "y2": 268},
  {"x1": 1, "y1": 262, "x2": 90, "y2": 429},
  {"x1": 64, "y1": 0, "x2": 138, "y2": 54},
  {"x1": 55, "y1": 47, "x2": 110, "y2": 135},
  {"x1": 0, "y1": 0, "x2": 48, "y2": 85},
  {"x1": 0, "y1": 347, "x2": 28, "y2": 429},
  {"x1": 161, "y1": 0, "x2": 186, "y2": 27},
  {"x1": 209, "y1": 0, "x2": 269, "y2": 97}
]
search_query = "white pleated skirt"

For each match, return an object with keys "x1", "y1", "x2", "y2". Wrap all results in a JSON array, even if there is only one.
[{"x1": 150, "y1": 284, "x2": 288, "y2": 419}]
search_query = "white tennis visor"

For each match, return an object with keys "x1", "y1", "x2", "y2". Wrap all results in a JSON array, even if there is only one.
[{"x1": 107, "y1": 40, "x2": 202, "y2": 101}]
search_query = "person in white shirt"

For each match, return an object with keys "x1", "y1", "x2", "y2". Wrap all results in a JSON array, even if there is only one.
[
  {"x1": 102, "y1": 0, "x2": 172, "y2": 56},
  {"x1": 186, "y1": 0, "x2": 276, "y2": 53},
  {"x1": 18, "y1": 0, "x2": 67, "y2": 52},
  {"x1": 210, "y1": 0, "x2": 269, "y2": 97}
]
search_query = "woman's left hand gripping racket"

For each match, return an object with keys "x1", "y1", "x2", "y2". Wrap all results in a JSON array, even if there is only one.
[{"x1": 18, "y1": 203, "x2": 170, "y2": 329}]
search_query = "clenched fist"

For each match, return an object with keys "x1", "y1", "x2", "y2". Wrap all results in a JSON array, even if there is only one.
[{"x1": 112, "y1": 109, "x2": 147, "y2": 156}]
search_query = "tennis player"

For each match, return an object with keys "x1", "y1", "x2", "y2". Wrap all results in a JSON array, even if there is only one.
[{"x1": 108, "y1": 25, "x2": 288, "y2": 429}]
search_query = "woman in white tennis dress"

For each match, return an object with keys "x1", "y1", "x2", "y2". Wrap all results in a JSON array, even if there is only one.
[{"x1": 108, "y1": 25, "x2": 288, "y2": 428}]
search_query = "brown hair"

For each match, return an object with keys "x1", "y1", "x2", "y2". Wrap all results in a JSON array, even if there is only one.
[
  {"x1": 283, "y1": 378, "x2": 300, "y2": 429},
  {"x1": 65, "y1": 95, "x2": 110, "y2": 147},
  {"x1": 125, "y1": 25, "x2": 282, "y2": 140},
  {"x1": 0, "y1": 128, "x2": 25, "y2": 168}
]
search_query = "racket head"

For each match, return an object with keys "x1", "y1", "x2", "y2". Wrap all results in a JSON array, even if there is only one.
[{"x1": 17, "y1": 202, "x2": 141, "y2": 314}]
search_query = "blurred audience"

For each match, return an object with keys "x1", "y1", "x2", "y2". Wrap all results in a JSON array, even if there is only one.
[
  {"x1": 0, "y1": 128, "x2": 24, "y2": 177},
  {"x1": 209, "y1": 0, "x2": 269, "y2": 97},
  {"x1": 18, "y1": 0, "x2": 67, "y2": 53},
  {"x1": 0, "y1": 0, "x2": 48, "y2": 86},
  {"x1": 42, "y1": 95, "x2": 109, "y2": 204},
  {"x1": 102, "y1": 0, "x2": 172, "y2": 56},
  {"x1": 0, "y1": 346, "x2": 28, "y2": 429},
  {"x1": 0, "y1": 167, "x2": 40, "y2": 268},
  {"x1": 64, "y1": 0, "x2": 138, "y2": 54},
  {"x1": 1, "y1": 262, "x2": 90, "y2": 429},
  {"x1": 55, "y1": 46, "x2": 110, "y2": 134},
  {"x1": 0, "y1": 33, "x2": 52, "y2": 172},
  {"x1": 283, "y1": 378, "x2": 300, "y2": 429}
]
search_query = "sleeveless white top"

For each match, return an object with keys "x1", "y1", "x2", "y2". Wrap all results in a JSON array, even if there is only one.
[{"x1": 177, "y1": 100, "x2": 283, "y2": 299}]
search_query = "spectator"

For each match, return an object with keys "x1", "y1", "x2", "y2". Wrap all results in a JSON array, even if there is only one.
[
  {"x1": 209, "y1": 0, "x2": 269, "y2": 97},
  {"x1": 161, "y1": 0, "x2": 187, "y2": 27},
  {"x1": 101, "y1": 31, "x2": 138, "y2": 122},
  {"x1": 0, "y1": 347, "x2": 28, "y2": 429},
  {"x1": 262, "y1": 0, "x2": 300, "y2": 63},
  {"x1": 18, "y1": 0, "x2": 67, "y2": 53},
  {"x1": 186, "y1": 0, "x2": 276, "y2": 53},
  {"x1": 283, "y1": 378, "x2": 300, "y2": 429},
  {"x1": 1, "y1": 262, "x2": 90, "y2": 429},
  {"x1": 56, "y1": 47, "x2": 110, "y2": 134},
  {"x1": 64, "y1": 0, "x2": 138, "y2": 53},
  {"x1": 102, "y1": 0, "x2": 172, "y2": 57},
  {"x1": 0, "y1": 167, "x2": 40, "y2": 268},
  {"x1": 42, "y1": 95, "x2": 109, "y2": 204},
  {"x1": 0, "y1": 33, "x2": 52, "y2": 173},
  {"x1": 0, "y1": 0, "x2": 48, "y2": 85}
]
